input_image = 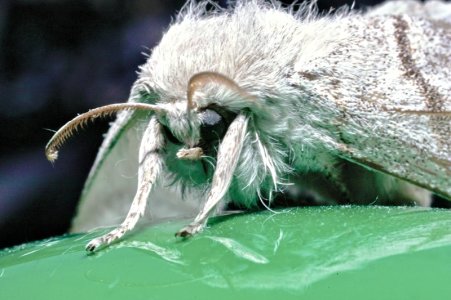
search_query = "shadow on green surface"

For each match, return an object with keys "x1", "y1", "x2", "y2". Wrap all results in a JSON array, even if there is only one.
[{"x1": 1, "y1": 206, "x2": 451, "y2": 299}]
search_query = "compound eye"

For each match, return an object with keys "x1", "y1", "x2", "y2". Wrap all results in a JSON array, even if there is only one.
[{"x1": 199, "y1": 108, "x2": 227, "y2": 143}]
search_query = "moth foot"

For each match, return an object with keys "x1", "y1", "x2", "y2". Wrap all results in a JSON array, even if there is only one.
[
  {"x1": 85, "y1": 237, "x2": 106, "y2": 252},
  {"x1": 85, "y1": 233, "x2": 118, "y2": 252},
  {"x1": 85, "y1": 226, "x2": 129, "y2": 252},
  {"x1": 175, "y1": 222, "x2": 204, "y2": 238}
]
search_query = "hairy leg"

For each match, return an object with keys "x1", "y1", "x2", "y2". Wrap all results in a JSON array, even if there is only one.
[
  {"x1": 176, "y1": 114, "x2": 249, "y2": 237},
  {"x1": 86, "y1": 117, "x2": 164, "y2": 251}
]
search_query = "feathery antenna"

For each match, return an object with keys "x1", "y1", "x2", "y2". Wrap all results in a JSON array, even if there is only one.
[{"x1": 45, "y1": 103, "x2": 164, "y2": 162}]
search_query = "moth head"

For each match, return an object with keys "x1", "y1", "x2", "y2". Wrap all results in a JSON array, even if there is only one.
[
  {"x1": 159, "y1": 71, "x2": 256, "y2": 161},
  {"x1": 45, "y1": 72, "x2": 254, "y2": 167}
]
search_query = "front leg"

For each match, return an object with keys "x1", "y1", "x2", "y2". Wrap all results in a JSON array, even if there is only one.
[
  {"x1": 86, "y1": 117, "x2": 164, "y2": 252},
  {"x1": 176, "y1": 114, "x2": 249, "y2": 237}
]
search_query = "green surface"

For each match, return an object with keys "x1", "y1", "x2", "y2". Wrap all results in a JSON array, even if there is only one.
[{"x1": 1, "y1": 206, "x2": 451, "y2": 299}]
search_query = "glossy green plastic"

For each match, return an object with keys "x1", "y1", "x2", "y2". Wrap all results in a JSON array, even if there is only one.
[{"x1": 1, "y1": 206, "x2": 451, "y2": 299}]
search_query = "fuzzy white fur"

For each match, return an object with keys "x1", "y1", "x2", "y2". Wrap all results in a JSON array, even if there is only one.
[
  {"x1": 71, "y1": 1, "x2": 451, "y2": 247},
  {"x1": 134, "y1": 0, "x2": 449, "y2": 206}
]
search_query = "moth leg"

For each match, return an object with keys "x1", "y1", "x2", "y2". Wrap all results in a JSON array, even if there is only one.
[
  {"x1": 176, "y1": 114, "x2": 249, "y2": 237},
  {"x1": 86, "y1": 117, "x2": 164, "y2": 252}
]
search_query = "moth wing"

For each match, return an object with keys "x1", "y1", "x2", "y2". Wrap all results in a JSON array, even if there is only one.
[
  {"x1": 293, "y1": 10, "x2": 450, "y2": 200},
  {"x1": 336, "y1": 14, "x2": 451, "y2": 199},
  {"x1": 70, "y1": 110, "x2": 140, "y2": 232},
  {"x1": 70, "y1": 110, "x2": 197, "y2": 233},
  {"x1": 337, "y1": 111, "x2": 450, "y2": 200},
  {"x1": 366, "y1": 0, "x2": 451, "y2": 22}
]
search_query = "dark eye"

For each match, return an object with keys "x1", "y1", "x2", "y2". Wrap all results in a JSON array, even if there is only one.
[
  {"x1": 162, "y1": 125, "x2": 183, "y2": 145},
  {"x1": 200, "y1": 107, "x2": 234, "y2": 143}
]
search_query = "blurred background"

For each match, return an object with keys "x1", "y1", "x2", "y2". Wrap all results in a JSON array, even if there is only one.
[{"x1": 1, "y1": 0, "x2": 445, "y2": 249}]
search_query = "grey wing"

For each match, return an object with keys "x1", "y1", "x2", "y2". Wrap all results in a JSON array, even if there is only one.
[
  {"x1": 292, "y1": 11, "x2": 450, "y2": 200},
  {"x1": 337, "y1": 111, "x2": 451, "y2": 200},
  {"x1": 71, "y1": 110, "x2": 141, "y2": 232},
  {"x1": 70, "y1": 111, "x2": 197, "y2": 233},
  {"x1": 366, "y1": 0, "x2": 451, "y2": 22},
  {"x1": 337, "y1": 13, "x2": 451, "y2": 199}
]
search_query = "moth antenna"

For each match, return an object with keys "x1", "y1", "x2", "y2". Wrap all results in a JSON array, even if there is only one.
[
  {"x1": 45, "y1": 103, "x2": 164, "y2": 162},
  {"x1": 187, "y1": 71, "x2": 257, "y2": 110}
]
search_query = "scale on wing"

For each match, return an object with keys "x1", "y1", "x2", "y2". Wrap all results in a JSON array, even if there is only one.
[
  {"x1": 343, "y1": 16, "x2": 450, "y2": 199},
  {"x1": 359, "y1": 0, "x2": 451, "y2": 199},
  {"x1": 292, "y1": 12, "x2": 450, "y2": 201},
  {"x1": 336, "y1": 108, "x2": 450, "y2": 200}
]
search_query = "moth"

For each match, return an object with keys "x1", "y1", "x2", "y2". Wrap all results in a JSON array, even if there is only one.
[{"x1": 45, "y1": 0, "x2": 451, "y2": 252}]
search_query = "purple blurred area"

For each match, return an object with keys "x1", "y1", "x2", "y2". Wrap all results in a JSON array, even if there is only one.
[{"x1": 3, "y1": 0, "x2": 438, "y2": 249}]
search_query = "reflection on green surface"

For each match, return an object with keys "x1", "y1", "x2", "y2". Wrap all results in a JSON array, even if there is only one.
[{"x1": 1, "y1": 206, "x2": 451, "y2": 299}]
